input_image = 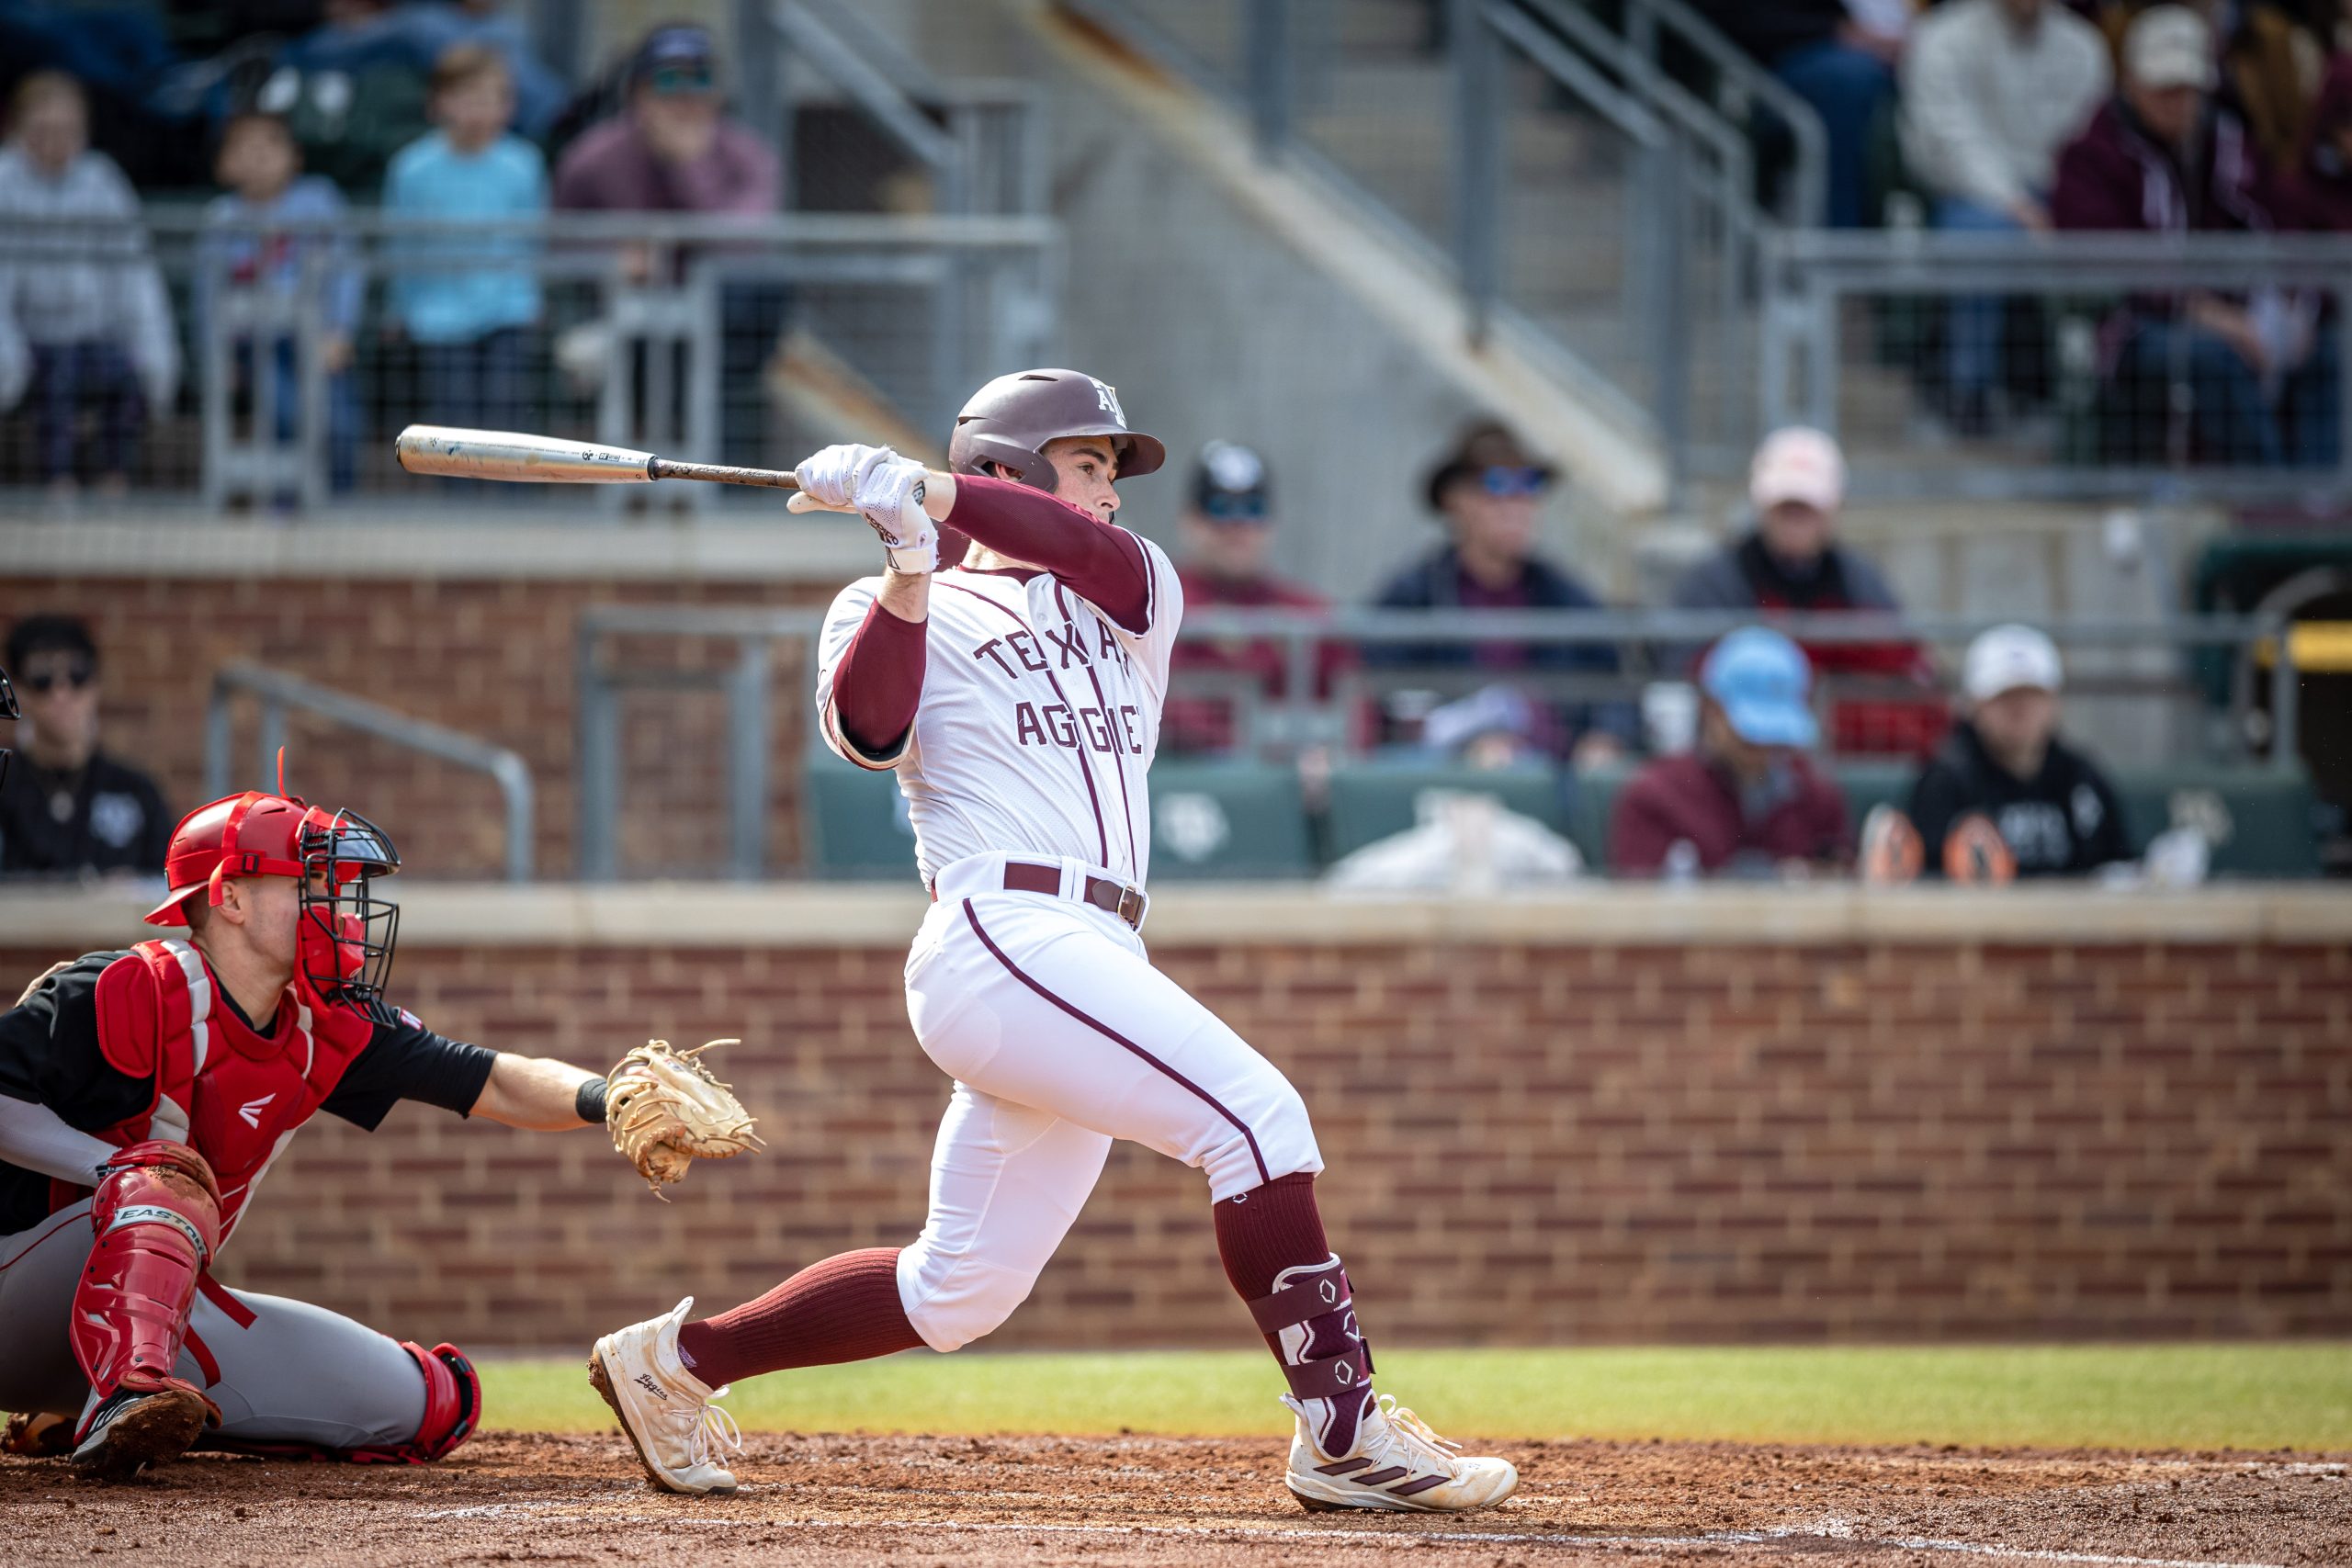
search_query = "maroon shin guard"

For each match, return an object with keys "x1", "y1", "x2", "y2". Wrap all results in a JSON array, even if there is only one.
[
  {"x1": 674, "y1": 1247, "x2": 923, "y2": 1389},
  {"x1": 1216, "y1": 1173, "x2": 1375, "y2": 1456}
]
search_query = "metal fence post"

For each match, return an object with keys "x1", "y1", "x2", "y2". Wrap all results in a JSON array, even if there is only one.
[
  {"x1": 205, "y1": 685, "x2": 232, "y2": 802},
  {"x1": 1451, "y1": 0, "x2": 1503, "y2": 344},
  {"x1": 255, "y1": 699, "x2": 286, "y2": 791},
  {"x1": 727, "y1": 637, "x2": 772, "y2": 881},
  {"x1": 1649, "y1": 137, "x2": 1692, "y2": 510},
  {"x1": 1246, "y1": 0, "x2": 1294, "y2": 160},
  {"x1": 2266, "y1": 614, "x2": 2301, "y2": 777},
  {"x1": 577, "y1": 625, "x2": 620, "y2": 882}
]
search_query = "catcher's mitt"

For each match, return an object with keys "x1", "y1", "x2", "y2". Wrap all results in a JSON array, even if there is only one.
[{"x1": 606, "y1": 1038, "x2": 764, "y2": 1198}]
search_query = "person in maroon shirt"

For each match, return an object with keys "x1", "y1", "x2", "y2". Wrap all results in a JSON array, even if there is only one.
[
  {"x1": 1610, "y1": 626, "x2": 1851, "y2": 878},
  {"x1": 1163, "y1": 442, "x2": 1343, "y2": 754}
]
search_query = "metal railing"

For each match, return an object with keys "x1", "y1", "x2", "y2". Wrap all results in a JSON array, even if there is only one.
[
  {"x1": 1065, "y1": 0, "x2": 1798, "y2": 498},
  {"x1": 1760, "y1": 229, "x2": 2352, "y2": 502},
  {"x1": 573, "y1": 604, "x2": 2302, "y2": 880},
  {"x1": 0, "y1": 209, "x2": 1057, "y2": 513},
  {"x1": 205, "y1": 663, "x2": 536, "y2": 882}
]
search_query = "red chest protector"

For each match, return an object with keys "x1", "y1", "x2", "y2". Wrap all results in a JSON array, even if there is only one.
[{"x1": 62, "y1": 939, "x2": 377, "y2": 1240}]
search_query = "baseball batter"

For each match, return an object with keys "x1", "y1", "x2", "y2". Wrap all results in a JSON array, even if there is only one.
[
  {"x1": 591, "y1": 369, "x2": 1519, "y2": 1514},
  {"x1": 0, "y1": 784, "x2": 756, "y2": 1477}
]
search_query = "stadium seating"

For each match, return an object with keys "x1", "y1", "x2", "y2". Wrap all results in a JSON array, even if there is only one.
[
  {"x1": 2113, "y1": 764, "x2": 2326, "y2": 880},
  {"x1": 1148, "y1": 759, "x2": 1316, "y2": 879},
  {"x1": 1322, "y1": 761, "x2": 1570, "y2": 862},
  {"x1": 802, "y1": 750, "x2": 921, "y2": 880}
]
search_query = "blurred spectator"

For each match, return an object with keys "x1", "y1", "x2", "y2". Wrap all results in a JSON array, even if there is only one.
[
  {"x1": 265, "y1": 0, "x2": 436, "y2": 197},
  {"x1": 1669, "y1": 428, "x2": 1944, "y2": 755},
  {"x1": 2052, "y1": 6, "x2": 2337, "y2": 466},
  {"x1": 385, "y1": 45, "x2": 546, "y2": 439},
  {"x1": 1905, "y1": 624, "x2": 2132, "y2": 877},
  {"x1": 1368, "y1": 422, "x2": 1633, "y2": 766},
  {"x1": 400, "y1": 3, "x2": 569, "y2": 141},
  {"x1": 1164, "y1": 442, "x2": 1344, "y2": 755},
  {"x1": 1609, "y1": 627, "x2": 1851, "y2": 878},
  {"x1": 0, "y1": 72, "x2": 178, "y2": 501},
  {"x1": 200, "y1": 111, "x2": 364, "y2": 498},
  {"x1": 1695, "y1": 0, "x2": 1902, "y2": 227},
  {"x1": 0, "y1": 616, "x2": 169, "y2": 880},
  {"x1": 553, "y1": 25, "x2": 783, "y2": 467},
  {"x1": 2221, "y1": 1, "x2": 2338, "y2": 173},
  {"x1": 2267, "y1": 53, "x2": 2352, "y2": 231},
  {"x1": 1419, "y1": 685, "x2": 1547, "y2": 770},
  {"x1": 1900, "y1": 0, "x2": 2110, "y2": 433}
]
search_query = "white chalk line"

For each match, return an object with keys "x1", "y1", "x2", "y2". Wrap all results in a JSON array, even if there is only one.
[{"x1": 412, "y1": 1501, "x2": 2287, "y2": 1567}]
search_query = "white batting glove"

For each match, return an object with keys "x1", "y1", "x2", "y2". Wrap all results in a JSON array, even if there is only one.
[
  {"x1": 854, "y1": 458, "x2": 937, "y2": 574},
  {"x1": 794, "y1": 443, "x2": 895, "y2": 510}
]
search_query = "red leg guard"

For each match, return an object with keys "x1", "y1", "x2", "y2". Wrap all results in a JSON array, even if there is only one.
[{"x1": 70, "y1": 1143, "x2": 222, "y2": 1441}]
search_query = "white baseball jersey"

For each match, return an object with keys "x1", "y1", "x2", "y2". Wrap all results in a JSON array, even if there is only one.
[{"x1": 814, "y1": 536, "x2": 1184, "y2": 887}]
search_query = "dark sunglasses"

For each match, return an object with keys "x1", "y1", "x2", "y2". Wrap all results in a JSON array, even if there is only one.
[
  {"x1": 645, "y1": 62, "x2": 715, "y2": 95},
  {"x1": 1480, "y1": 466, "x2": 1550, "y2": 499},
  {"x1": 1199, "y1": 495, "x2": 1270, "y2": 525},
  {"x1": 21, "y1": 662, "x2": 93, "y2": 694}
]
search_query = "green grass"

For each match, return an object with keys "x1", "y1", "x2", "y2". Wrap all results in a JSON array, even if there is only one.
[{"x1": 491, "y1": 1344, "x2": 2352, "y2": 1452}]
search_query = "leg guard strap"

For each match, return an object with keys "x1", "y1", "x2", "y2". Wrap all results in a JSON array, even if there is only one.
[
  {"x1": 1247, "y1": 1258, "x2": 1348, "y2": 1334},
  {"x1": 1279, "y1": 1343, "x2": 1374, "y2": 1402},
  {"x1": 71, "y1": 1159, "x2": 222, "y2": 1435}
]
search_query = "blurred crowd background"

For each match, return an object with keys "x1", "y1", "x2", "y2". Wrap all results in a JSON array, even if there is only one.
[{"x1": 1, "y1": 0, "x2": 2347, "y2": 891}]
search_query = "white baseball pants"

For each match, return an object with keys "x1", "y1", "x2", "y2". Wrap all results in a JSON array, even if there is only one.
[{"x1": 896, "y1": 852, "x2": 1323, "y2": 1351}]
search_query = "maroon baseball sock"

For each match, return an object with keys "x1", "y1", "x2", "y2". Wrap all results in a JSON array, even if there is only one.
[
  {"x1": 673, "y1": 1247, "x2": 923, "y2": 1389},
  {"x1": 1215, "y1": 1173, "x2": 1375, "y2": 1457},
  {"x1": 1214, "y1": 1171, "x2": 1329, "y2": 1300}
]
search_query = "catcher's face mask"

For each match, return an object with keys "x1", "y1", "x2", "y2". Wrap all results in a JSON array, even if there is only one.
[{"x1": 297, "y1": 807, "x2": 401, "y2": 1007}]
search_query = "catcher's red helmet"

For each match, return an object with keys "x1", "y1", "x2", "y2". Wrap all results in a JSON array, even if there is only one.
[
  {"x1": 946, "y1": 368, "x2": 1166, "y2": 492},
  {"x1": 149, "y1": 788, "x2": 403, "y2": 1006}
]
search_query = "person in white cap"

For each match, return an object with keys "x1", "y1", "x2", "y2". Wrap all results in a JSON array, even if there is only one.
[
  {"x1": 1905, "y1": 624, "x2": 2132, "y2": 877},
  {"x1": 2051, "y1": 6, "x2": 2331, "y2": 466},
  {"x1": 1670, "y1": 427, "x2": 1943, "y2": 755}
]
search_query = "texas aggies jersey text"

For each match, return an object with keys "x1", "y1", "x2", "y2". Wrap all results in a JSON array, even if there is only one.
[{"x1": 816, "y1": 536, "x2": 1184, "y2": 887}]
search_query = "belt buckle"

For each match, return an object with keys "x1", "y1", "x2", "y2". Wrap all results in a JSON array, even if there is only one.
[{"x1": 1115, "y1": 885, "x2": 1145, "y2": 928}]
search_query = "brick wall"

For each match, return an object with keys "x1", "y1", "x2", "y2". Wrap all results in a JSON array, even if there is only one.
[
  {"x1": 1, "y1": 574, "x2": 832, "y2": 879},
  {"x1": 2, "y1": 930, "x2": 2342, "y2": 1348}
]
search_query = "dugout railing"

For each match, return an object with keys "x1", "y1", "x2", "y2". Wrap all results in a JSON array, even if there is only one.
[{"x1": 569, "y1": 605, "x2": 2311, "y2": 881}]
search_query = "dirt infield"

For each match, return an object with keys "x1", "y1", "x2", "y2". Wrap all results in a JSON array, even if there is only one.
[{"x1": 7, "y1": 1431, "x2": 2345, "y2": 1567}]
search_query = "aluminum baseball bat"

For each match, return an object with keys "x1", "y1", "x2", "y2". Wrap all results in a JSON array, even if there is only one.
[{"x1": 394, "y1": 425, "x2": 802, "y2": 490}]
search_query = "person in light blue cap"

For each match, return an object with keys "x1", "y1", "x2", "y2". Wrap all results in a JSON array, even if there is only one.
[{"x1": 1608, "y1": 626, "x2": 1852, "y2": 877}]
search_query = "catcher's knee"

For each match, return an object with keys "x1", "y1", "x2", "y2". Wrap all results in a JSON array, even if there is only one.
[{"x1": 896, "y1": 1244, "x2": 1038, "y2": 1353}]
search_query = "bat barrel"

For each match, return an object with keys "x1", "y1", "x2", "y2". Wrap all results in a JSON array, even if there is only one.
[{"x1": 395, "y1": 425, "x2": 658, "y2": 483}]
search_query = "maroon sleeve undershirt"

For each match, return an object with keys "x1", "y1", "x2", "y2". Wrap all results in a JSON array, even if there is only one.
[
  {"x1": 831, "y1": 598, "x2": 928, "y2": 759},
  {"x1": 946, "y1": 474, "x2": 1152, "y2": 631}
]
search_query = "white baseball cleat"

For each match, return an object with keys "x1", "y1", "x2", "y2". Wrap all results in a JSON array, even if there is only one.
[
  {"x1": 588, "y1": 1296, "x2": 743, "y2": 1495},
  {"x1": 1283, "y1": 1393, "x2": 1519, "y2": 1513}
]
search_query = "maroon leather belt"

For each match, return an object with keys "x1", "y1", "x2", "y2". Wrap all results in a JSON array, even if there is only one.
[{"x1": 931, "y1": 860, "x2": 1146, "y2": 930}]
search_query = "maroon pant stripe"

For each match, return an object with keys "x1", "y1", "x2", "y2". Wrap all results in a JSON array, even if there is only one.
[{"x1": 961, "y1": 900, "x2": 1272, "y2": 1186}]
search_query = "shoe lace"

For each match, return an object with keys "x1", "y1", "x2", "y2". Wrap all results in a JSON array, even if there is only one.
[
  {"x1": 653, "y1": 1382, "x2": 742, "y2": 1472},
  {"x1": 683, "y1": 1396, "x2": 742, "y2": 1471},
  {"x1": 1374, "y1": 1395, "x2": 1464, "y2": 1471}
]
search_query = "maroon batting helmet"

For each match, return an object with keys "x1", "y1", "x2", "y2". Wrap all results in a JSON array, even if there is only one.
[{"x1": 946, "y1": 368, "x2": 1167, "y2": 491}]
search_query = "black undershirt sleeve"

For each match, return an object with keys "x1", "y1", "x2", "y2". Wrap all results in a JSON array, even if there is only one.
[
  {"x1": 318, "y1": 1009, "x2": 498, "y2": 1132},
  {"x1": 0, "y1": 953, "x2": 153, "y2": 1130}
]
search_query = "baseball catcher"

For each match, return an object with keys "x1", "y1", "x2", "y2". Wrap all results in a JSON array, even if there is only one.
[
  {"x1": 0, "y1": 784, "x2": 758, "y2": 1478},
  {"x1": 588, "y1": 370, "x2": 1517, "y2": 1513}
]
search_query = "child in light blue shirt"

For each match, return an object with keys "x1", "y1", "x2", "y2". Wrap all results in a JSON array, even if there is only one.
[{"x1": 383, "y1": 45, "x2": 545, "y2": 434}]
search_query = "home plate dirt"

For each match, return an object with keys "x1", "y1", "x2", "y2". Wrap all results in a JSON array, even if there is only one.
[{"x1": 6, "y1": 1433, "x2": 2345, "y2": 1567}]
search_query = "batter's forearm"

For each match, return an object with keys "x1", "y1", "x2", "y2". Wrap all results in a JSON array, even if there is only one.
[
  {"x1": 472, "y1": 1054, "x2": 603, "y2": 1130},
  {"x1": 832, "y1": 586, "x2": 929, "y2": 758},
  {"x1": 930, "y1": 471, "x2": 1150, "y2": 628}
]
